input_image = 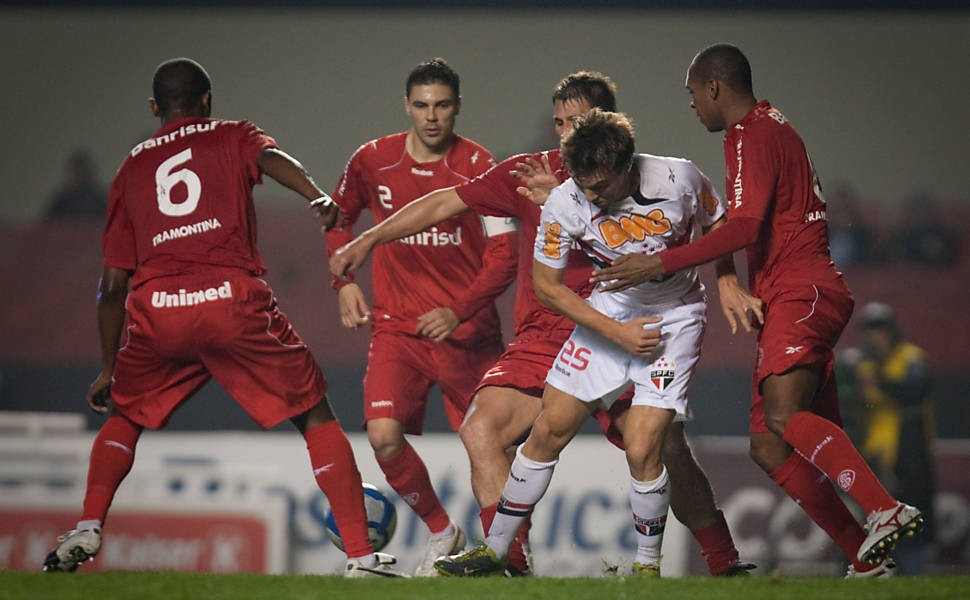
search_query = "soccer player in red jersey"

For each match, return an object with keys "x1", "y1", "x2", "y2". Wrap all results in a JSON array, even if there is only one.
[
  {"x1": 324, "y1": 58, "x2": 516, "y2": 576},
  {"x1": 42, "y1": 58, "x2": 405, "y2": 579},
  {"x1": 590, "y1": 44, "x2": 924, "y2": 575},
  {"x1": 331, "y1": 72, "x2": 753, "y2": 577}
]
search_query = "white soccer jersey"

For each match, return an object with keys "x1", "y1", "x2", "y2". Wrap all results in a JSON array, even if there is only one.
[{"x1": 534, "y1": 153, "x2": 725, "y2": 309}]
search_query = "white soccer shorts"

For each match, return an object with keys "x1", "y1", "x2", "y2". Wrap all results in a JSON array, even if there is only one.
[{"x1": 545, "y1": 290, "x2": 706, "y2": 421}]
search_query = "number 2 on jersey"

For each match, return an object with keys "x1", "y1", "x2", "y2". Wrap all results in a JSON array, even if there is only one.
[{"x1": 156, "y1": 148, "x2": 202, "y2": 216}]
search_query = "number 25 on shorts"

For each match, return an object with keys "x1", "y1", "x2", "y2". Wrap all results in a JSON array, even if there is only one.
[{"x1": 559, "y1": 340, "x2": 591, "y2": 371}]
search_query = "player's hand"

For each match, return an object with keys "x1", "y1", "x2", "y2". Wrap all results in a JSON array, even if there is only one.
[
  {"x1": 512, "y1": 154, "x2": 558, "y2": 206},
  {"x1": 337, "y1": 283, "x2": 372, "y2": 328},
  {"x1": 330, "y1": 235, "x2": 375, "y2": 279},
  {"x1": 310, "y1": 195, "x2": 343, "y2": 232},
  {"x1": 717, "y1": 274, "x2": 764, "y2": 333},
  {"x1": 86, "y1": 371, "x2": 113, "y2": 415},
  {"x1": 591, "y1": 253, "x2": 664, "y2": 292},
  {"x1": 417, "y1": 307, "x2": 459, "y2": 342},
  {"x1": 614, "y1": 316, "x2": 662, "y2": 356}
]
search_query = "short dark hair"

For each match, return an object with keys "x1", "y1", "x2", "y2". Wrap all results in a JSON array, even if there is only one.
[
  {"x1": 406, "y1": 57, "x2": 460, "y2": 99},
  {"x1": 561, "y1": 109, "x2": 635, "y2": 179},
  {"x1": 552, "y1": 71, "x2": 617, "y2": 112},
  {"x1": 152, "y1": 58, "x2": 212, "y2": 114},
  {"x1": 690, "y1": 43, "x2": 753, "y2": 94}
]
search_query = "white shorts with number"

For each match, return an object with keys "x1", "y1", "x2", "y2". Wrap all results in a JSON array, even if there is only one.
[{"x1": 545, "y1": 287, "x2": 706, "y2": 421}]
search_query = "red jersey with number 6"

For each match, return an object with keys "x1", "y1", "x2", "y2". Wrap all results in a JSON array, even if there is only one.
[
  {"x1": 103, "y1": 117, "x2": 276, "y2": 288},
  {"x1": 724, "y1": 100, "x2": 844, "y2": 303}
]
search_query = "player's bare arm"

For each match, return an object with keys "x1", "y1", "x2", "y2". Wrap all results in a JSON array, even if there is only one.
[
  {"x1": 534, "y1": 260, "x2": 660, "y2": 356},
  {"x1": 329, "y1": 185, "x2": 471, "y2": 278},
  {"x1": 87, "y1": 266, "x2": 131, "y2": 414},
  {"x1": 708, "y1": 218, "x2": 764, "y2": 334},
  {"x1": 511, "y1": 154, "x2": 557, "y2": 206},
  {"x1": 336, "y1": 283, "x2": 372, "y2": 329},
  {"x1": 258, "y1": 147, "x2": 342, "y2": 231}
]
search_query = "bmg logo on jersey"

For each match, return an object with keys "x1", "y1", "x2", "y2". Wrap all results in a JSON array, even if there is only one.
[
  {"x1": 649, "y1": 356, "x2": 675, "y2": 392},
  {"x1": 151, "y1": 281, "x2": 232, "y2": 308},
  {"x1": 398, "y1": 226, "x2": 463, "y2": 247},
  {"x1": 598, "y1": 210, "x2": 671, "y2": 249}
]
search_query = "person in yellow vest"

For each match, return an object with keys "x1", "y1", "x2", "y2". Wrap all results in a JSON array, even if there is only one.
[{"x1": 854, "y1": 302, "x2": 936, "y2": 575}]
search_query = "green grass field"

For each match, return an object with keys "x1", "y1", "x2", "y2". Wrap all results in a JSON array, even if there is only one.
[{"x1": 4, "y1": 571, "x2": 969, "y2": 600}]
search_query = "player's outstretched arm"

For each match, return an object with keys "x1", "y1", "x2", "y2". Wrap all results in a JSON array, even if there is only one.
[
  {"x1": 88, "y1": 266, "x2": 131, "y2": 414},
  {"x1": 258, "y1": 148, "x2": 341, "y2": 231},
  {"x1": 329, "y1": 186, "x2": 471, "y2": 278},
  {"x1": 512, "y1": 154, "x2": 558, "y2": 206},
  {"x1": 534, "y1": 260, "x2": 660, "y2": 356}
]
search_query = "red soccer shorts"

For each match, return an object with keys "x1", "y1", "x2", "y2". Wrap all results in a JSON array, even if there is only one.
[
  {"x1": 111, "y1": 271, "x2": 326, "y2": 430},
  {"x1": 475, "y1": 329, "x2": 629, "y2": 450},
  {"x1": 363, "y1": 330, "x2": 504, "y2": 434},
  {"x1": 749, "y1": 282, "x2": 854, "y2": 433}
]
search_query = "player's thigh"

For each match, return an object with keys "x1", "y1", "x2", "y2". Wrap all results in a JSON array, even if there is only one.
[
  {"x1": 524, "y1": 383, "x2": 597, "y2": 459},
  {"x1": 202, "y1": 278, "x2": 325, "y2": 429},
  {"x1": 436, "y1": 339, "x2": 504, "y2": 432},
  {"x1": 363, "y1": 332, "x2": 435, "y2": 434},
  {"x1": 461, "y1": 385, "x2": 542, "y2": 451}
]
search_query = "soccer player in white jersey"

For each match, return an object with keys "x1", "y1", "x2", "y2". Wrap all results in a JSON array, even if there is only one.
[{"x1": 435, "y1": 109, "x2": 729, "y2": 577}]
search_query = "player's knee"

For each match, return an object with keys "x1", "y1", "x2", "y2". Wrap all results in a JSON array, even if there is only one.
[
  {"x1": 748, "y1": 436, "x2": 785, "y2": 473},
  {"x1": 762, "y1": 412, "x2": 790, "y2": 439},
  {"x1": 367, "y1": 424, "x2": 403, "y2": 459}
]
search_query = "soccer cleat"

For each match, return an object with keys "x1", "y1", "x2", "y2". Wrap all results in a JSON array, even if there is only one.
[
  {"x1": 845, "y1": 557, "x2": 896, "y2": 579},
  {"x1": 434, "y1": 542, "x2": 507, "y2": 577},
  {"x1": 857, "y1": 502, "x2": 924, "y2": 564},
  {"x1": 42, "y1": 527, "x2": 102, "y2": 573},
  {"x1": 719, "y1": 561, "x2": 757, "y2": 577},
  {"x1": 344, "y1": 552, "x2": 409, "y2": 578},
  {"x1": 415, "y1": 522, "x2": 466, "y2": 576},
  {"x1": 632, "y1": 561, "x2": 661, "y2": 577}
]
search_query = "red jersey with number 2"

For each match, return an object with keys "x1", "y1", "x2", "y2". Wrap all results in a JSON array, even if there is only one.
[
  {"x1": 103, "y1": 117, "x2": 276, "y2": 288},
  {"x1": 723, "y1": 100, "x2": 844, "y2": 303}
]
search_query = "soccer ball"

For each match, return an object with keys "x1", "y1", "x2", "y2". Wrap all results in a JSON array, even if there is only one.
[{"x1": 325, "y1": 482, "x2": 397, "y2": 552}]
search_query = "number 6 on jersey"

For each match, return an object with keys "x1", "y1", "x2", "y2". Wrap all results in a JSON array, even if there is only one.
[{"x1": 156, "y1": 148, "x2": 201, "y2": 216}]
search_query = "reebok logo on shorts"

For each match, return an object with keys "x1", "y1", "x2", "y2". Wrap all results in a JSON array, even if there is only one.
[
  {"x1": 151, "y1": 281, "x2": 232, "y2": 308},
  {"x1": 371, "y1": 400, "x2": 393, "y2": 408}
]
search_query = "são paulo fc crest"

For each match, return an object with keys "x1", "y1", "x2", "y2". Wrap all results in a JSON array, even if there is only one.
[{"x1": 650, "y1": 357, "x2": 675, "y2": 392}]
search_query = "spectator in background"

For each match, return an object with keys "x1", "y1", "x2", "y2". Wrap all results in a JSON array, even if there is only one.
[
  {"x1": 852, "y1": 302, "x2": 936, "y2": 574},
  {"x1": 826, "y1": 181, "x2": 872, "y2": 268},
  {"x1": 46, "y1": 149, "x2": 107, "y2": 220},
  {"x1": 898, "y1": 188, "x2": 959, "y2": 266}
]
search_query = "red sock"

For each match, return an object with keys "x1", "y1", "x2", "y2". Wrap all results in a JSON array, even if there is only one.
[
  {"x1": 81, "y1": 416, "x2": 142, "y2": 523},
  {"x1": 690, "y1": 510, "x2": 741, "y2": 575},
  {"x1": 481, "y1": 502, "x2": 530, "y2": 572},
  {"x1": 376, "y1": 440, "x2": 450, "y2": 534},
  {"x1": 783, "y1": 411, "x2": 896, "y2": 513},
  {"x1": 770, "y1": 451, "x2": 869, "y2": 569},
  {"x1": 305, "y1": 421, "x2": 371, "y2": 559}
]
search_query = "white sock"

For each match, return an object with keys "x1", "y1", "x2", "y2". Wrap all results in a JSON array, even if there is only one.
[
  {"x1": 76, "y1": 520, "x2": 102, "y2": 531},
  {"x1": 431, "y1": 521, "x2": 455, "y2": 539},
  {"x1": 485, "y1": 445, "x2": 557, "y2": 559},
  {"x1": 630, "y1": 467, "x2": 669, "y2": 565}
]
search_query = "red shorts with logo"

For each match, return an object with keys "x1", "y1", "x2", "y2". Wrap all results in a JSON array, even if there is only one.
[
  {"x1": 475, "y1": 329, "x2": 629, "y2": 450},
  {"x1": 363, "y1": 330, "x2": 504, "y2": 434},
  {"x1": 111, "y1": 271, "x2": 326, "y2": 430},
  {"x1": 749, "y1": 282, "x2": 854, "y2": 433}
]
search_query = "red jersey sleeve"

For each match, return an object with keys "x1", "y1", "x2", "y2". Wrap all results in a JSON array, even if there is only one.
[
  {"x1": 727, "y1": 123, "x2": 779, "y2": 223},
  {"x1": 102, "y1": 164, "x2": 137, "y2": 271},
  {"x1": 325, "y1": 144, "x2": 370, "y2": 289},
  {"x1": 447, "y1": 229, "x2": 517, "y2": 321},
  {"x1": 235, "y1": 120, "x2": 278, "y2": 185},
  {"x1": 455, "y1": 154, "x2": 528, "y2": 218}
]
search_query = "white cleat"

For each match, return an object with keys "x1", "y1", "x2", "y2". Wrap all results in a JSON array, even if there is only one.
[
  {"x1": 42, "y1": 527, "x2": 102, "y2": 573},
  {"x1": 415, "y1": 522, "x2": 466, "y2": 576},
  {"x1": 845, "y1": 557, "x2": 896, "y2": 579},
  {"x1": 344, "y1": 552, "x2": 409, "y2": 578},
  {"x1": 857, "y1": 502, "x2": 925, "y2": 564}
]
